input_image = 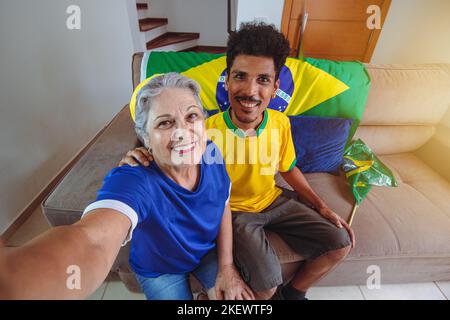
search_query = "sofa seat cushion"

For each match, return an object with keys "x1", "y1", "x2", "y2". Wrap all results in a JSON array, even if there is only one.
[
  {"x1": 275, "y1": 153, "x2": 450, "y2": 261},
  {"x1": 380, "y1": 153, "x2": 450, "y2": 216}
]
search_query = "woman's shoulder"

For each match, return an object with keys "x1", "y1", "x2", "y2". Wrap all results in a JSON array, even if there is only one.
[
  {"x1": 106, "y1": 164, "x2": 158, "y2": 184},
  {"x1": 100, "y1": 164, "x2": 164, "y2": 199}
]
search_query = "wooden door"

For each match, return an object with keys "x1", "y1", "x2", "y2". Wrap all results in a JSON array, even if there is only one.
[{"x1": 281, "y1": 0, "x2": 391, "y2": 62}]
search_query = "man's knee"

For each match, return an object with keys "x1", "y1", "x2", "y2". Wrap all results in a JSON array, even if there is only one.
[
  {"x1": 325, "y1": 226, "x2": 352, "y2": 253},
  {"x1": 254, "y1": 287, "x2": 277, "y2": 300},
  {"x1": 325, "y1": 244, "x2": 351, "y2": 262}
]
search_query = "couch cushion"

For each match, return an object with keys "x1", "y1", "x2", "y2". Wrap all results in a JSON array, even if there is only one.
[
  {"x1": 416, "y1": 124, "x2": 450, "y2": 182},
  {"x1": 356, "y1": 64, "x2": 450, "y2": 155},
  {"x1": 276, "y1": 153, "x2": 450, "y2": 259},
  {"x1": 275, "y1": 154, "x2": 450, "y2": 284},
  {"x1": 289, "y1": 116, "x2": 353, "y2": 173},
  {"x1": 353, "y1": 125, "x2": 435, "y2": 154},
  {"x1": 362, "y1": 64, "x2": 450, "y2": 126},
  {"x1": 380, "y1": 153, "x2": 450, "y2": 216}
]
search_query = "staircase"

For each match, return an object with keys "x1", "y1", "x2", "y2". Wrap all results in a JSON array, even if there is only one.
[{"x1": 136, "y1": 2, "x2": 226, "y2": 53}]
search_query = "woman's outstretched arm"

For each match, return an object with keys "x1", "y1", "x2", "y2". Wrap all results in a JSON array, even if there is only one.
[{"x1": 0, "y1": 209, "x2": 130, "y2": 299}]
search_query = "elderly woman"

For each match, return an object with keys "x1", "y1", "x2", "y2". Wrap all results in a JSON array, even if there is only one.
[{"x1": 0, "y1": 73, "x2": 252, "y2": 300}]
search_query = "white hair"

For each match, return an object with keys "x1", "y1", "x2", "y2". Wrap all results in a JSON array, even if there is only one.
[{"x1": 134, "y1": 72, "x2": 205, "y2": 147}]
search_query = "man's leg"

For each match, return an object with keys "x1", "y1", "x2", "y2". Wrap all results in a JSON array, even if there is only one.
[
  {"x1": 232, "y1": 210, "x2": 283, "y2": 300},
  {"x1": 266, "y1": 193, "x2": 352, "y2": 299},
  {"x1": 287, "y1": 246, "x2": 351, "y2": 294}
]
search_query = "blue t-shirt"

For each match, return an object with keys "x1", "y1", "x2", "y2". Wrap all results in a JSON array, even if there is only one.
[{"x1": 83, "y1": 142, "x2": 230, "y2": 277}]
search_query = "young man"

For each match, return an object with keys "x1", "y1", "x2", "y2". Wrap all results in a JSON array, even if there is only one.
[{"x1": 123, "y1": 22, "x2": 355, "y2": 300}]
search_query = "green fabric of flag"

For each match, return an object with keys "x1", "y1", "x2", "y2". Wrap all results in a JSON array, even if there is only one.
[{"x1": 342, "y1": 139, "x2": 398, "y2": 204}]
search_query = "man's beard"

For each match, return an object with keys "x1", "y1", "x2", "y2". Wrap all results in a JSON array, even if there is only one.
[{"x1": 234, "y1": 111, "x2": 259, "y2": 124}]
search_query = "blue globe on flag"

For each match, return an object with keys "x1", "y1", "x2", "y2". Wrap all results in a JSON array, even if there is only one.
[{"x1": 215, "y1": 66, "x2": 295, "y2": 113}]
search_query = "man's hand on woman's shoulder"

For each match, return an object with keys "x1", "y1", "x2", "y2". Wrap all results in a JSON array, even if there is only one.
[{"x1": 119, "y1": 147, "x2": 153, "y2": 167}]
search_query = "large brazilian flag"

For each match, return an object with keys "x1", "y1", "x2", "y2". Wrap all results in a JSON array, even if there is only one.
[{"x1": 135, "y1": 51, "x2": 371, "y2": 144}]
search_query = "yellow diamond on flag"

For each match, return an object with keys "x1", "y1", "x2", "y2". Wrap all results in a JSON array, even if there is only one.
[
  {"x1": 181, "y1": 56, "x2": 227, "y2": 111},
  {"x1": 284, "y1": 58, "x2": 349, "y2": 115}
]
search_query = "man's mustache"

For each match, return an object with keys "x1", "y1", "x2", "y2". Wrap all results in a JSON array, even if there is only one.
[{"x1": 235, "y1": 96, "x2": 262, "y2": 104}]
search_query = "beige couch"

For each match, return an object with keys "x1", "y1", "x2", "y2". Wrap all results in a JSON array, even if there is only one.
[
  {"x1": 42, "y1": 55, "x2": 450, "y2": 292},
  {"x1": 281, "y1": 63, "x2": 450, "y2": 285}
]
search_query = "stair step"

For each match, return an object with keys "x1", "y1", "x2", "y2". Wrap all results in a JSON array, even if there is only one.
[
  {"x1": 136, "y1": 3, "x2": 148, "y2": 10},
  {"x1": 181, "y1": 46, "x2": 227, "y2": 54},
  {"x1": 147, "y1": 32, "x2": 200, "y2": 50},
  {"x1": 139, "y1": 18, "x2": 168, "y2": 32}
]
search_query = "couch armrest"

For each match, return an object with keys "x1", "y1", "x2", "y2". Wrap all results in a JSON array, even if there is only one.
[{"x1": 42, "y1": 105, "x2": 140, "y2": 227}]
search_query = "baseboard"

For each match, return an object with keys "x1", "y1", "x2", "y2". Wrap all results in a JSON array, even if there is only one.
[{"x1": 0, "y1": 107, "x2": 127, "y2": 243}]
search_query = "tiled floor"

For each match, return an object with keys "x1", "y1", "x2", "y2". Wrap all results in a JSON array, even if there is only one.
[{"x1": 5, "y1": 207, "x2": 450, "y2": 300}]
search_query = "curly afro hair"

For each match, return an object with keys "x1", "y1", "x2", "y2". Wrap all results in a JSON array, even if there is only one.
[{"x1": 226, "y1": 22, "x2": 291, "y2": 80}]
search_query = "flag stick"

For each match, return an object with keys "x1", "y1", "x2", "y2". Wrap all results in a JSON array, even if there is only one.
[{"x1": 348, "y1": 203, "x2": 358, "y2": 227}]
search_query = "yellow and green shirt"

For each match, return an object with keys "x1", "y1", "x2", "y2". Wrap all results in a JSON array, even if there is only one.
[{"x1": 205, "y1": 108, "x2": 297, "y2": 212}]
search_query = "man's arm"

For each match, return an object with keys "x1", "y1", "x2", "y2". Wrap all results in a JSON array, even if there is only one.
[
  {"x1": 0, "y1": 209, "x2": 130, "y2": 299},
  {"x1": 280, "y1": 166, "x2": 327, "y2": 212},
  {"x1": 280, "y1": 166, "x2": 355, "y2": 247}
]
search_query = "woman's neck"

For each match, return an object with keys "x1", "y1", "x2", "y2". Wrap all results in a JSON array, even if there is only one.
[{"x1": 154, "y1": 159, "x2": 200, "y2": 192}]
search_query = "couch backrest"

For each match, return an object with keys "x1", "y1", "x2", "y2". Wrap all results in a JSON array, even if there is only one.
[
  {"x1": 354, "y1": 64, "x2": 450, "y2": 154},
  {"x1": 131, "y1": 53, "x2": 450, "y2": 155},
  {"x1": 132, "y1": 53, "x2": 144, "y2": 90}
]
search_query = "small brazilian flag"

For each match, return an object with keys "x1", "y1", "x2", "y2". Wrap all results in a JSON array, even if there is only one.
[
  {"x1": 342, "y1": 139, "x2": 398, "y2": 205},
  {"x1": 137, "y1": 51, "x2": 371, "y2": 144}
]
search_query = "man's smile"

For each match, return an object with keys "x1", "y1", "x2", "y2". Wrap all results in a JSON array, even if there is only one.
[{"x1": 235, "y1": 97, "x2": 262, "y2": 111}]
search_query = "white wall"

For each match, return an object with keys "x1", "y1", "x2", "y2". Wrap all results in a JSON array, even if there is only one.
[
  {"x1": 148, "y1": 0, "x2": 228, "y2": 46},
  {"x1": 372, "y1": 0, "x2": 450, "y2": 64},
  {"x1": 0, "y1": 0, "x2": 135, "y2": 233},
  {"x1": 235, "y1": 0, "x2": 284, "y2": 30},
  {"x1": 126, "y1": 0, "x2": 146, "y2": 52}
]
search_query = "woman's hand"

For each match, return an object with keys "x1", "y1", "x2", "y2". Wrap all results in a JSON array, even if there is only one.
[
  {"x1": 318, "y1": 206, "x2": 356, "y2": 248},
  {"x1": 215, "y1": 264, "x2": 255, "y2": 300},
  {"x1": 118, "y1": 147, "x2": 153, "y2": 167}
]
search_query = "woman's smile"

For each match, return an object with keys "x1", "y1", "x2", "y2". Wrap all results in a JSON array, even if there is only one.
[{"x1": 171, "y1": 140, "x2": 198, "y2": 155}]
